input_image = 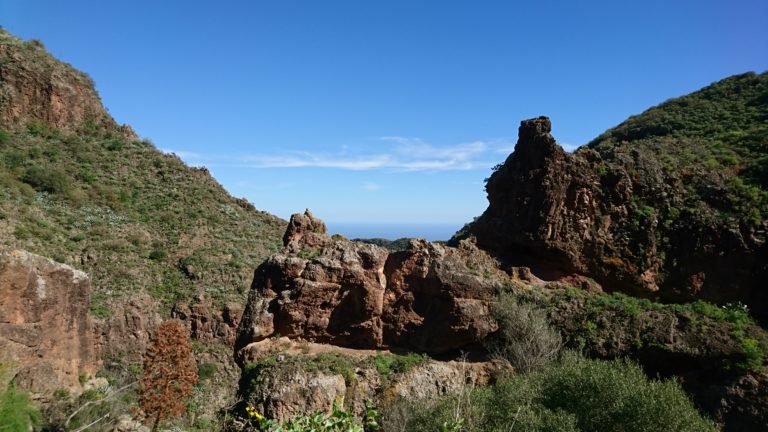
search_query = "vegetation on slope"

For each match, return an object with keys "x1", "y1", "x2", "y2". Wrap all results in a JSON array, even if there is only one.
[
  {"x1": 406, "y1": 353, "x2": 717, "y2": 432},
  {"x1": 0, "y1": 122, "x2": 284, "y2": 311},
  {"x1": 0, "y1": 30, "x2": 285, "y2": 314},
  {"x1": 588, "y1": 72, "x2": 768, "y2": 227}
]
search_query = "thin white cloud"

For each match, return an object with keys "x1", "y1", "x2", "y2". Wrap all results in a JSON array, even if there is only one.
[
  {"x1": 163, "y1": 136, "x2": 536, "y2": 172},
  {"x1": 242, "y1": 154, "x2": 393, "y2": 170},
  {"x1": 241, "y1": 138, "x2": 512, "y2": 172},
  {"x1": 362, "y1": 182, "x2": 382, "y2": 191}
]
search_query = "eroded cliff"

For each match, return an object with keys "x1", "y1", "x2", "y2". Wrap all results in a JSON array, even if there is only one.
[
  {"x1": 466, "y1": 73, "x2": 768, "y2": 319},
  {"x1": 0, "y1": 249, "x2": 99, "y2": 398}
]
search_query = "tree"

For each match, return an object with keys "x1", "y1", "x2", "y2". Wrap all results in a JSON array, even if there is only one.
[{"x1": 138, "y1": 320, "x2": 197, "y2": 432}]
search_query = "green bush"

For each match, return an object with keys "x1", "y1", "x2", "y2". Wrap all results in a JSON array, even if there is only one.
[
  {"x1": 0, "y1": 128, "x2": 9, "y2": 145},
  {"x1": 372, "y1": 353, "x2": 428, "y2": 383},
  {"x1": 244, "y1": 402, "x2": 380, "y2": 432},
  {"x1": 21, "y1": 165, "x2": 71, "y2": 194},
  {"x1": 2, "y1": 150, "x2": 25, "y2": 170},
  {"x1": 406, "y1": 354, "x2": 716, "y2": 432},
  {"x1": 485, "y1": 293, "x2": 561, "y2": 372},
  {"x1": 739, "y1": 338, "x2": 765, "y2": 372},
  {"x1": 0, "y1": 384, "x2": 41, "y2": 432},
  {"x1": 197, "y1": 363, "x2": 217, "y2": 381}
]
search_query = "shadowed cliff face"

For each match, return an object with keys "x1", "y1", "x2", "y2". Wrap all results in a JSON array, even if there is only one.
[
  {"x1": 470, "y1": 107, "x2": 768, "y2": 319},
  {"x1": 471, "y1": 117, "x2": 601, "y2": 275}
]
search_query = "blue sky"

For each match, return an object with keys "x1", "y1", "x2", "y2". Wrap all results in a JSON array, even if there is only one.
[{"x1": 3, "y1": 0, "x2": 767, "y2": 237}]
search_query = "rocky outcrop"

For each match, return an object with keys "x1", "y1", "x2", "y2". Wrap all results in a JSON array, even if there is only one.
[
  {"x1": 468, "y1": 115, "x2": 768, "y2": 319},
  {"x1": 236, "y1": 210, "x2": 503, "y2": 359},
  {"x1": 282, "y1": 209, "x2": 332, "y2": 253},
  {"x1": 0, "y1": 250, "x2": 99, "y2": 398},
  {"x1": 172, "y1": 298, "x2": 243, "y2": 346},
  {"x1": 238, "y1": 340, "x2": 501, "y2": 422},
  {"x1": 96, "y1": 294, "x2": 161, "y2": 365},
  {"x1": 0, "y1": 30, "x2": 133, "y2": 135}
]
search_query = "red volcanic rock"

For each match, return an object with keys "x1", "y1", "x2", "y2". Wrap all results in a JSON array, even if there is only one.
[
  {"x1": 382, "y1": 239, "x2": 497, "y2": 352},
  {"x1": 0, "y1": 250, "x2": 100, "y2": 398},
  {"x1": 283, "y1": 209, "x2": 332, "y2": 253},
  {"x1": 467, "y1": 115, "x2": 768, "y2": 318},
  {"x1": 236, "y1": 214, "x2": 501, "y2": 359}
]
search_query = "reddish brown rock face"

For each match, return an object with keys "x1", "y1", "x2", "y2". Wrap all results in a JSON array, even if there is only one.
[
  {"x1": 468, "y1": 116, "x2": 768, "y2": 319},
  {"x1": 172, "y1": 300, "x2": 244, "y2": 346},
  {"x1": 236, "y1": 212, "x2": 500, "y2": 359},
  {"x1": 282, "y1": 209, "x2": 332, "y2": 253},
  {"x1": 0, "y1": 250, "x2": 99, "y2": 397},
  {"x1": 0, "y1": 30, "x2": 134, "y2": 136}
]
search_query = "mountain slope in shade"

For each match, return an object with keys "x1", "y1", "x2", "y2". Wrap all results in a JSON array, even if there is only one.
[{"x1": 464, "y1": 72, "x2": 768, "y2": 320}]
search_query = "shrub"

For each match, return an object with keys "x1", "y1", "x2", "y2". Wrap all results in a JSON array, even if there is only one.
[
  {"x1": 739, "y1": 338, "x2": 765, "y2": 372},
  {"x1": 197, "y1": 362, "x2": 217, "y2": 381},
  {"x1": 485, "y1": 293, "x2": 561, "y2": 372},
  {"x1": 244, "y1": 402, "x2": 380, "y2": 432},
  {"x1": 0, "y1": 384, "x2": 41, "y2": 431},
  {"x1": 149, "y1": 246, "x2": 167, "y2": 261},
  {"x1": 21, "y1": 165, "x2": 71, "y2": 194},
  {"x1": 2, "y1": 150, "x2": 25, "y2": 170},
  {"x1": 139, "y1": 320, "x2": 198, "y2": 431},
  {"x1": 406, "y1": 354, "x2": 717, "y2": 432},
  {"x1": 372, "y1": 353, "x2": 428, "y2": 383}
]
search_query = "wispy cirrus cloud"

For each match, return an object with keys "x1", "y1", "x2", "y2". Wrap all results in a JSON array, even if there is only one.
[
  {"x1": 239, "y1": 136, "x2": 514, "y2": 172},
  {"x1": 164, "y1": 136, "x2": 522, "y2": 172}
]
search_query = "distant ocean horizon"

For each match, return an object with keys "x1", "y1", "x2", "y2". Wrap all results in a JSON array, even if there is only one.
[{"x1": 326, "y1": 222, "x2": 464, "y2": 241}]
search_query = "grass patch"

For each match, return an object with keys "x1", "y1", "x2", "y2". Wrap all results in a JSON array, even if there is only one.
[{"x1": 371, "y1": 353, "x2": 428, "y2": 383}]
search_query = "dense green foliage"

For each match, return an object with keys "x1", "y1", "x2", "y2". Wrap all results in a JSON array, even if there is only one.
[
  {"x1": 406, "y1": 354, "x2": 717, "y2": 432},
  {"x1": 372, "y1": 352, "x2": 429, "y2": 383},
  {"x1": 0, "y1": 384, "x2": 41, "y2": 432},
  {"x1": 589, "y1": 72, "x2": 768, "y2": 225},
  {"x1": 244, "y1": 403, "x2": 381, "y2": 432}
]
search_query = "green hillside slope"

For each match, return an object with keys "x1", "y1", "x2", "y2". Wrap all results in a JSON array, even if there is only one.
[{"x1": 0, "y1": 30, "x2": 285, "y2": 316}]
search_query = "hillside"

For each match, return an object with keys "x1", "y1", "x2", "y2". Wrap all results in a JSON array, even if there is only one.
[
  {"x1": 0, "y1": 29, "x2": 286, "y2": 363},
  {"x1": 465, "y1": 73, "x2": 768, "y2": 321},
  {"x1": 2, "y1": 27, "x2": 766, "y2": 432}
]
